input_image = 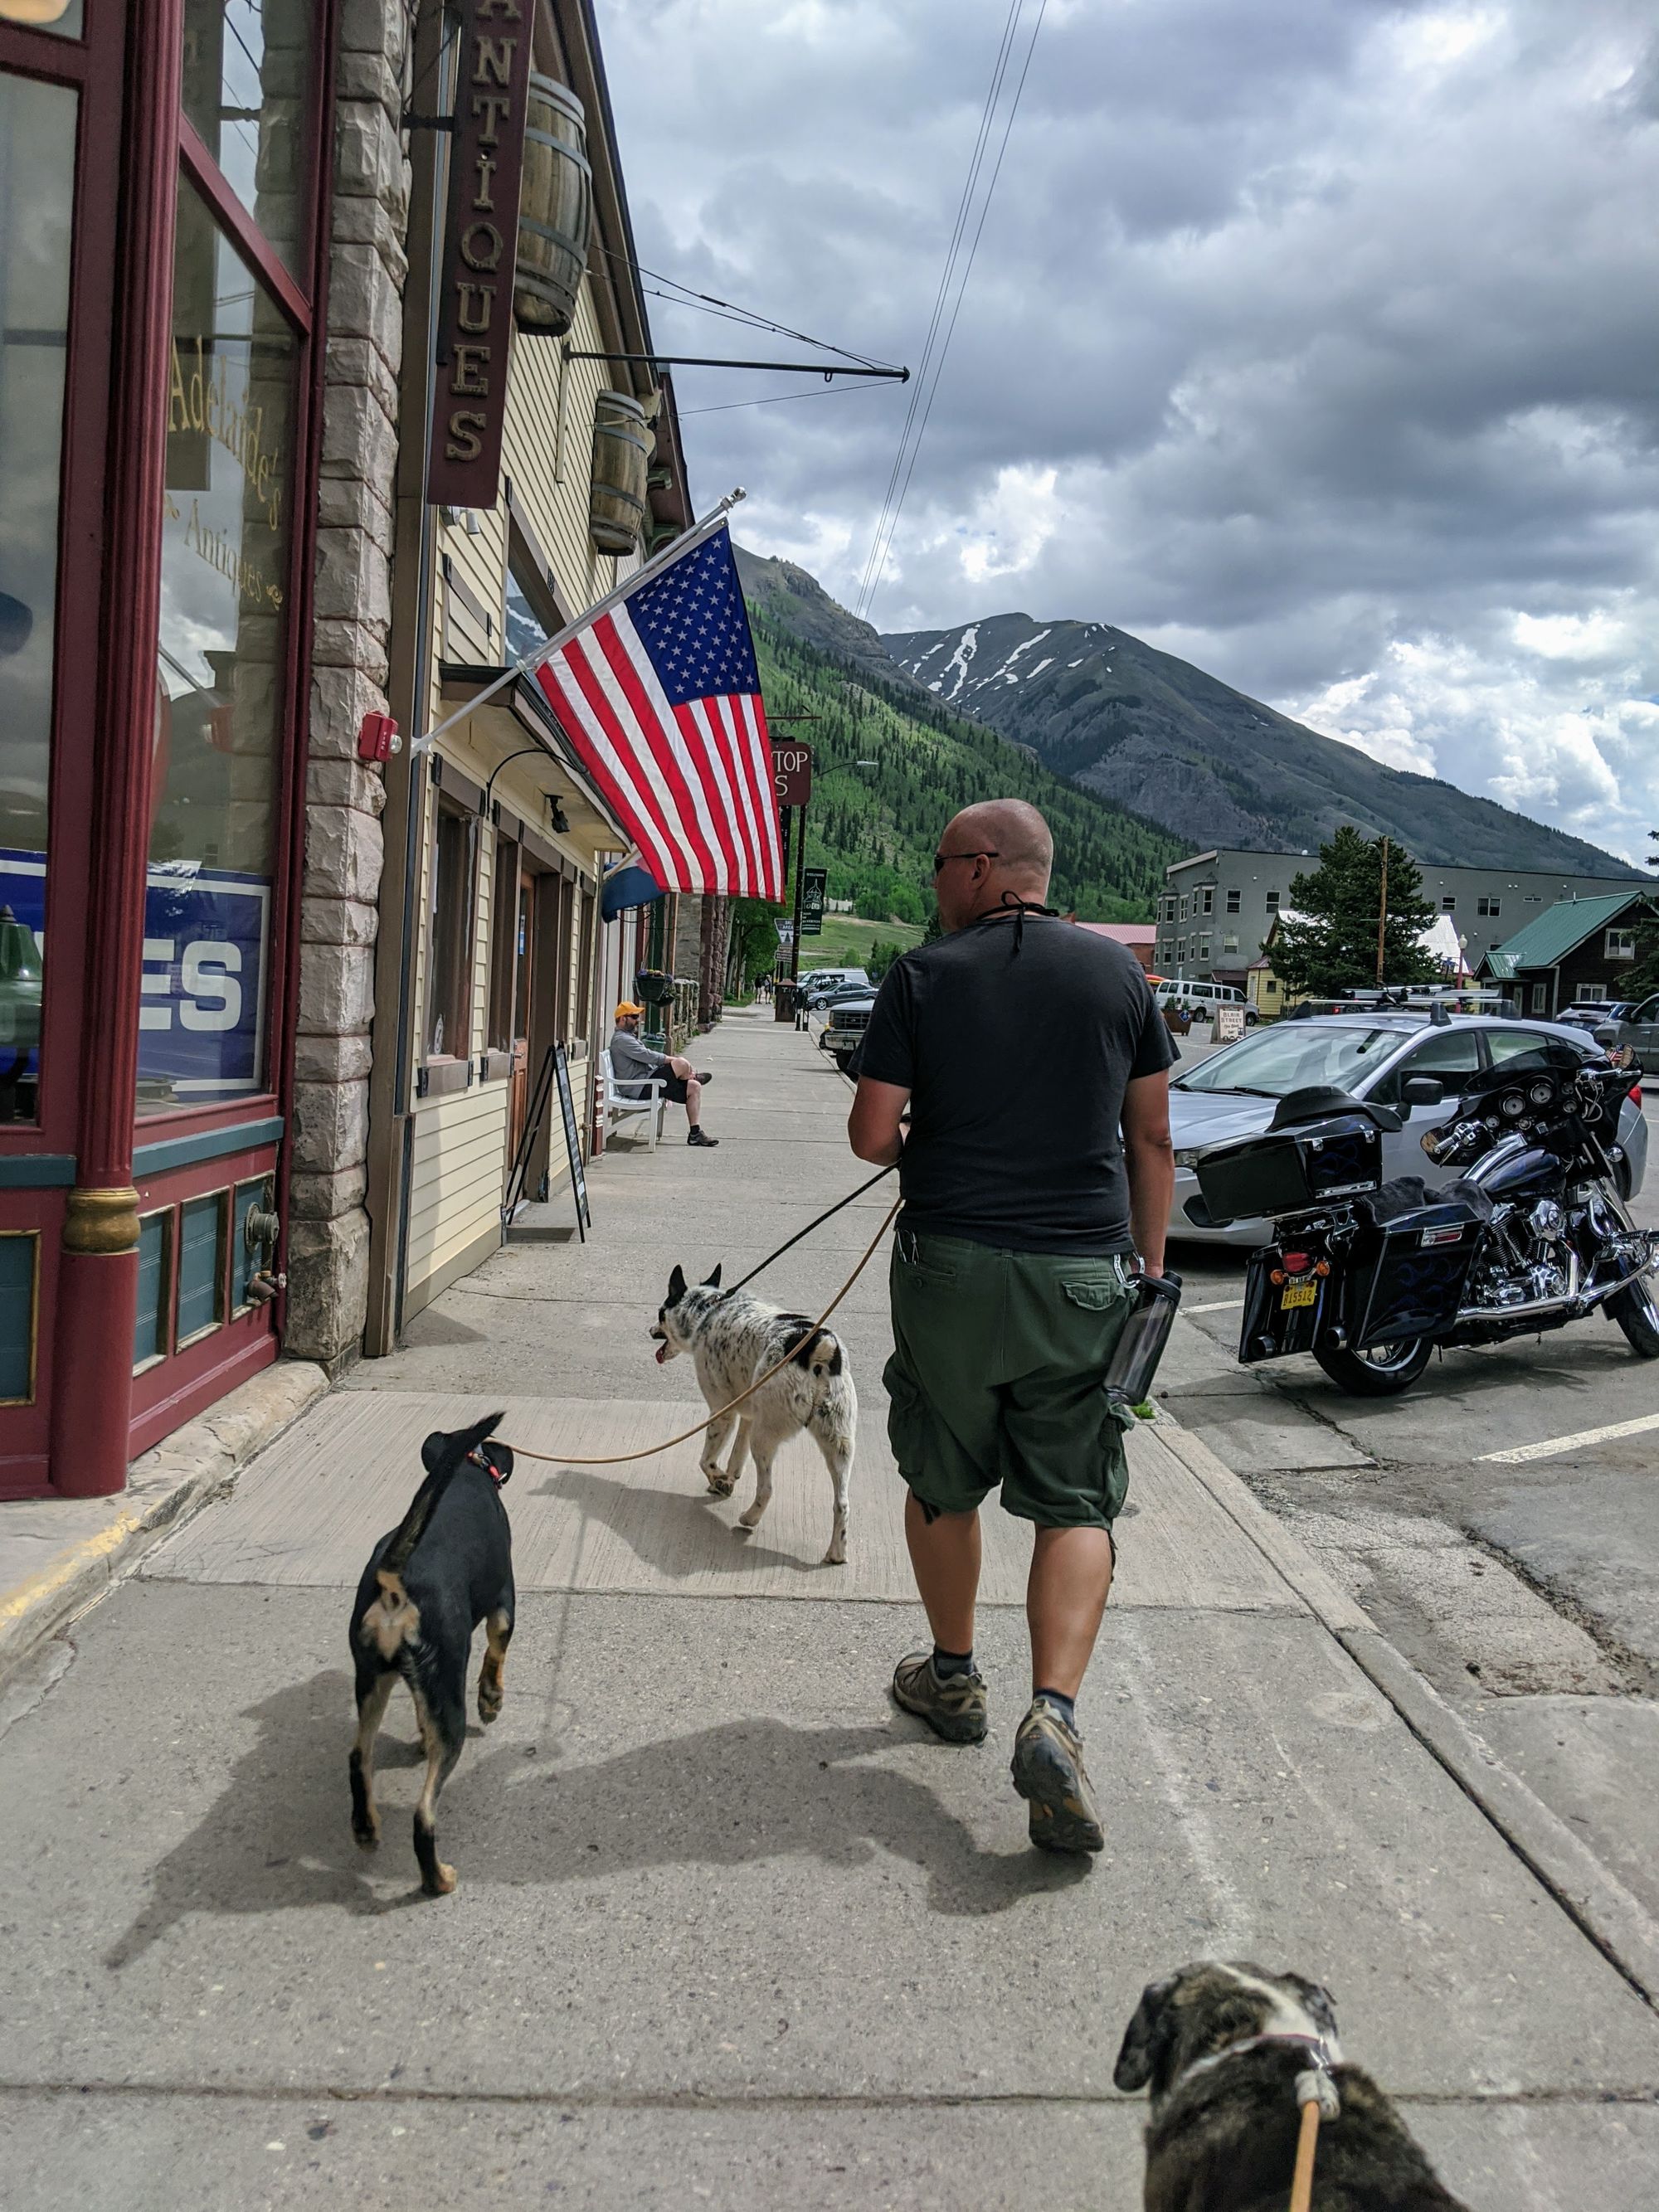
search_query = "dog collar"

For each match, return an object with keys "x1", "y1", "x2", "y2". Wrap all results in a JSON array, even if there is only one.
[
  {"x1": 468, "y1": 1445, "x2": 511, "y2": 1489},
  {"x1": 1175, "y1": 2032, "x2": 1341, "y2": 2118}
]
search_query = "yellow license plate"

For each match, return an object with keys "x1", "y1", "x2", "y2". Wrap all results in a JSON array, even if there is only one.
[{"x1": 1280, "y1": 1281, "x2": 1317, "y2": 1310}]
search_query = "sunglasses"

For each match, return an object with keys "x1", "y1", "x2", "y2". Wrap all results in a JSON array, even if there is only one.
[{"x1": 932, "y1": 848, "x2": 1000, "y2": 876}]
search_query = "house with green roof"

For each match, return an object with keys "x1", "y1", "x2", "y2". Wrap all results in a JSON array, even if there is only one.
[{"x1": 1477, "y1": 891, "x2": 1657, "y2": 1018}]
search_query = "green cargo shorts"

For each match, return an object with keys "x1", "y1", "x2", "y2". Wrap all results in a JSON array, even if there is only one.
[{"x1": 883, "y1": 1228, "x2": 1137, "y2": 1532}]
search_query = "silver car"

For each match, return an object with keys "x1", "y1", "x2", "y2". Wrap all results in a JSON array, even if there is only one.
[
  {"x1": 1169, "y1": 1013, "x2": 1649, "y2": 1247},
  {"x1": 1594, "y1": 992, "x2": 1659, "y2": 1067}
]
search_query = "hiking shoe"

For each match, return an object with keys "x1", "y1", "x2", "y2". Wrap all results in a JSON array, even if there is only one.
[
  {"x1": 891, "y1": 1650, "x2": 988, "y2": 1744},
  {"x1": 687, "y1": 1127, "x2": 720, "y2": 1147},
  {"x1": 1011, "y1": 1699, "x2": 1105, "y2": 1853}
]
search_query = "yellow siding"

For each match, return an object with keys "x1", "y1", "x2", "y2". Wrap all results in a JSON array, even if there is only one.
[
  {"x1": 406, "y1": 1082, "x2": 509, "y2": 1301},
  {"x1": 504, "y1": 279, "x2": 625, "y2": 617}
]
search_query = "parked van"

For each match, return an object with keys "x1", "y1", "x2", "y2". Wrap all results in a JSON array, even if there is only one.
[{"x1": 1155, "y1": 980, "x2": 1251, "y2": 1020}]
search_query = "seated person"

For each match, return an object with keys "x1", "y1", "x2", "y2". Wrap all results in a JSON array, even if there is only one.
[{"x1": 610, "y1": 1002, "x2": 719, "y2": 1148}]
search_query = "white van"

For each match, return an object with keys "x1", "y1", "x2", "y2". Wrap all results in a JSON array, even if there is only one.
[{"x1": 1155, "y1": 979, "x2": 1255, "y2": 1025}]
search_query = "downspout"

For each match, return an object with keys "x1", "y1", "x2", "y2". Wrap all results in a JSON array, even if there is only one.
[{"x1": 365, "y1": 0, "x2": 448, "y2": 1355}]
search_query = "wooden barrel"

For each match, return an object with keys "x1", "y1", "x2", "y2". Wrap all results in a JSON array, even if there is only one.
[
  {"x1": 590, "y1": 390, "x2": 654, "y2": 555},
  {"x1": 514, "y1": 75, "x2": 592, "y2": 336}
]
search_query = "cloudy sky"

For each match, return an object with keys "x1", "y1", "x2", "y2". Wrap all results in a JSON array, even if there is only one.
[{"x1": 599, "y1": 1, "x2": 1659, "y2": 863}]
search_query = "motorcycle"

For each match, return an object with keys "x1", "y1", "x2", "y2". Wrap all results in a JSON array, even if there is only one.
[{"x1": 1192, "y1": 1040, "x2": 1659, "y2": 1398}]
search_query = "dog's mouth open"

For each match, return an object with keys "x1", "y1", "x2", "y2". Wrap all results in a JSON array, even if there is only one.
[{"x1": 649, "y1": 1324, "x2": 674, "y2": 1365}]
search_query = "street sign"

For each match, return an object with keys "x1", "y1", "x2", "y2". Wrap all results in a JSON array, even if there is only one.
[
  {"x1": 800, "y1": 868, "x2": 826, "y2": 937},
  {"x1": 771, "y1": 741, "x2": 812, "y2": 806}
]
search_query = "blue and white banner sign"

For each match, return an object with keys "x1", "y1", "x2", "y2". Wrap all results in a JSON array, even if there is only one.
[
  {"x1": 0, "y1": 850, "x2": 270, "y2": 1098},
  {"x1": 139, "y1": 863, "x2": 270, "y2": 1095}
]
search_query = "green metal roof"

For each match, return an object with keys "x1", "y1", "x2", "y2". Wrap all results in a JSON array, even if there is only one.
[{"x1": 1477, "y1": 891, "x2": 1651, "y2": 978}]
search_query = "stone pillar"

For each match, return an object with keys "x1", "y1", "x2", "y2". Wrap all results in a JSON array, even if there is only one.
[{"x1": 286, "y1": 4, "x2": 409, "y2": 1368}]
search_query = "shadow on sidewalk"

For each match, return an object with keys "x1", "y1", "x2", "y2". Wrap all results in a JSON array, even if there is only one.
[
  {"x1": 107, "y1": 1678, "x2": 1084, "y2": 1965},
  {"x1": 544, "y1": 1467, "x2": 834, "y2": 1578}
]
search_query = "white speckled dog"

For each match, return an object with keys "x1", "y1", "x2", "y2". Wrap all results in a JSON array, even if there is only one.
[{"x1": 650, "y1": 1265, "x2": 857, "y2": 1564}]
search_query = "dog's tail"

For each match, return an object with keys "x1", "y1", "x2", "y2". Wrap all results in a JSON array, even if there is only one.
[{"x1": 365, "y1": 1412, "x2": 504, "y2": 1654}]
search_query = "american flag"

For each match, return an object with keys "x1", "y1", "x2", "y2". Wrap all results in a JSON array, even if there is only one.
[{"x1": 534, "y1": 523, "x2": 785, "y2": 900}]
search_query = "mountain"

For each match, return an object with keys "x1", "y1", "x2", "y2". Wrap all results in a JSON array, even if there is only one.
[
  {"x1": 736, "y1": 553, "x2": 1183, "y2": 921},
  {"x1": 878, "y1": 610, "x2": 1641, "y2": 878}
]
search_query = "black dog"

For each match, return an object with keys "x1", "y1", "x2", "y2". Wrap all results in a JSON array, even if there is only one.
[
  {"x1": 348, "y1": 1412, "x2": 513, "y2": 1896},
  {"x1": 1114, "y1": 1962, "x2": 1468, "y2": 2211}
]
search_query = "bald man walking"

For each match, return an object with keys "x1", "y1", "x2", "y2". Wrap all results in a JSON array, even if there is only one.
[{"x1": 849, "y1": 800, "x2": 1175, "y2": 1853}]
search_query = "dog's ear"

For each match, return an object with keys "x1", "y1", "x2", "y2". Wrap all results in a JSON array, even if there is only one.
[
  {"x1": 1283, "y1": 1973, "x2": 1339, "y2": 2042},
  {"x1": 1114, "y1": 1974, "x2": 1180, "y2": 2093},
  {"x1": 421, "y1": 1410, "x2": 507, "y2": 1477},
  {"x1": 703, "y1": 1264, "x2": 722, "y2": 1288},
  {"x1": 667, "y1": 1264, "x2": 687, "y2": 1305}
]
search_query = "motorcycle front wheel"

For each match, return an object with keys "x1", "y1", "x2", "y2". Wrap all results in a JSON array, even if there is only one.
[
  {"x1": 1314, "y1": 1336, "x2": 1433, "y2": 1396},
  {"x1": 1607, "y1": 1278, "x2": 1659, "y2": 1359}
]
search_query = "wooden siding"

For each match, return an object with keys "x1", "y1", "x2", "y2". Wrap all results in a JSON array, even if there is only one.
[{"x1": 406, "y1": 1081, "x2": 508, "y2": 1303}]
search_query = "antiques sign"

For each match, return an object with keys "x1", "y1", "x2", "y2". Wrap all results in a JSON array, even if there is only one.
[
  {"x1": 427, "y1": 1, "x2": 535, "y2": 508},
  {"x1": 771, "y1": 741, "x2": 812, "y2": 807}
]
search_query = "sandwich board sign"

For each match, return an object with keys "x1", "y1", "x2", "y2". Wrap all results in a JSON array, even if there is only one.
[
  {"x1": 1214, "y1": 1004, "x2": 1246, "y2": 1043},
  {"x1": 553, "y1": 1042, "x2": 590, "y2": 1240}
]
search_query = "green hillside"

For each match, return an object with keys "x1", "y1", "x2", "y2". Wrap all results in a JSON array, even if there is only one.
[{"x1": 750, "y1": 610, "x2": 1183, "y2": 928}]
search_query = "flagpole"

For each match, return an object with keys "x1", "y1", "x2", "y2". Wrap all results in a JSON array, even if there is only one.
[{"x1": 411, "y1": 487, "x2": 747, "y2": 756}]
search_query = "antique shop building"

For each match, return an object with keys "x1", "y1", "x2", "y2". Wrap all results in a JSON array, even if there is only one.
[{"x1": 0, "y1": 0, "x2": 691, "y2": 1495}]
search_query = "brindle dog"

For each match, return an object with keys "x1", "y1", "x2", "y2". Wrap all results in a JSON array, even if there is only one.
[
  {"x1": 1114, "y1": 1962, "x2": 1469, "y2": 2212},
  {"x1": 348, "y1": 1412, "x2": 513, "y2": 1896}
]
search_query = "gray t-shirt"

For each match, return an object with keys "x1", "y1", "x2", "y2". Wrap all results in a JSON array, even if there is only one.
[
  {"x1": 610, "y1": 1028, "x2": 665, "y2": 1097},
  {"x1": 857, "y1": 912, "x2": 1175, "y2": 1253}
]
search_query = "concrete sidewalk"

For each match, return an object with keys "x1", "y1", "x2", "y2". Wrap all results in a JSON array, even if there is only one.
[{"x1": 2, "y1": 1010, "x2": 1657, "y2": 2210}]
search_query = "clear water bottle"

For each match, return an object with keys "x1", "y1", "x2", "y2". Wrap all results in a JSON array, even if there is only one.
[{"x1": 1104, "y1": 1270, "x2": 1183, "y2": 1407}]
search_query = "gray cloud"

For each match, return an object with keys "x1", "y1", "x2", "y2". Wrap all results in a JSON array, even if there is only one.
[{"x1": 600, "y1": 0, "x2": 1659, "y2": 860}]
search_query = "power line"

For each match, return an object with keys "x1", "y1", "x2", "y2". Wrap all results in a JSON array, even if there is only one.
[
  {"x1": 854, "y1": 0, "x2": 1048, "y2": 623},
  {"x1": 595, "y1": 241, "x2": 898, "y2": 372},
  {"x1": 852, "y1": 0, "x2": 1027, "y2": 621}
]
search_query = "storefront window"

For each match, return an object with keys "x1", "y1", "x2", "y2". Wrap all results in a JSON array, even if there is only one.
[
  {"x1": 143, "y1": 180, "x2": 296, "y2": 1116},
  {"x1": 181, "y1": 0, "x2": 314, "y2": 274},
  {"x1": 0, "y1": 2, "x2": 83, "y2": 35},
  {"x1": 0, "y1": 72, "x2": 76, "y2": 1124}
]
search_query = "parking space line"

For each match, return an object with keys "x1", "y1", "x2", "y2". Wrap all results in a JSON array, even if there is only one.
[
  {"x1": 1479, "y1": 1410, "x2": 1659, "y2": 1464},
  {"x1": 1183, "y1": 1298, "x2": 1244, "y2": 1315}
]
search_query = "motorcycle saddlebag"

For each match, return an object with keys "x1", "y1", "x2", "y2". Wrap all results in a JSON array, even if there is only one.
[
  {"x1": 1194, "y1": 1111, "x2": 1383, "y2": 1227},
  {"x1": 1350, "y1": 1195, "x2": 1482, "y2": 1349}
]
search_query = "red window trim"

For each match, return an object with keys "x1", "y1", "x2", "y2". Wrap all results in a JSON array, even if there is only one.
[{"x1": 178, "y1": 114, "x2": 313, "y2": 333}]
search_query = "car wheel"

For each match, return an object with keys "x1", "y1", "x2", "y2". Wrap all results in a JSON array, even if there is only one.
[{"x1": 1313, "y1": 1336, "x2": 1433, "y2": 1396}]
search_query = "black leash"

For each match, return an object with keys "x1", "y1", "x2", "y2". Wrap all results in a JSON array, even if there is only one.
[{"x1": 724, "y1": 1163, "x2": 898, "y2": 1294}]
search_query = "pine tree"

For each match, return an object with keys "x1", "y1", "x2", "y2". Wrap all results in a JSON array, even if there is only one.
[{"x1": 1270, "y1": 828, "x2": 1441, "y2": 997}]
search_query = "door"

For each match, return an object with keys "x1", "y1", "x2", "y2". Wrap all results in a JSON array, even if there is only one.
[{"x1": 507, "y1": 869, "x2": 534, "y2": 1163}]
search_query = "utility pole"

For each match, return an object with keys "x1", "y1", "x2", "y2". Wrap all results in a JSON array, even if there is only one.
[{"x1": 1375, "y1": 837, "x2": 1389, "y2": 985}]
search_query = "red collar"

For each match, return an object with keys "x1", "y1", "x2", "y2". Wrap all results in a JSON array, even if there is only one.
[{"x1": 468, "y1": 1446, "x2": 511, "y2": 1489}]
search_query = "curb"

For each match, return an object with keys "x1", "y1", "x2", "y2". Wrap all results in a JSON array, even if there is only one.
[
  {"x1": 0, "y1": 1359, "x2": 330, "y2": 1689},
  {"x1": 1156, "y1": 1417, "x2": 1659, "y2": 2010}
]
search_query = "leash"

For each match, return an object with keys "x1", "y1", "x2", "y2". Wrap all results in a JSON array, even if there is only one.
[
  {"x1": 722, "y1": 1163, "x2": 897, "y2": 1293},
  {"x1": 487, "y1": 1192, "x2": 902, "y2": 1468},
  {"x1": 1176, "y1": 2031, "x2": 1337, "y2": 2212},
  {"x1": 1290, "y1": 2098, "x2": 1321, "y2": 2212}
]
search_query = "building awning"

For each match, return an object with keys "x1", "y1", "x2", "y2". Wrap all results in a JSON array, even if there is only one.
[{"x1": 437, "y1": 663, "x2": 625, "y2": 854}]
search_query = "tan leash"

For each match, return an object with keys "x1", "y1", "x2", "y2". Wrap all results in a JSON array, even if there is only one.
[
  {"x1": 1289, "y1": 2098, "x2": 1321, "y2": 2212},
  {"x1": 489, "y1": 1193, "x2": 902, "y2": 1468}
]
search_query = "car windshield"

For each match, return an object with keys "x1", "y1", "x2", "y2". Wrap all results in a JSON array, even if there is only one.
[{"x1": 1175, "y1": 1023, "x2": 1401, "y2": 1097}]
